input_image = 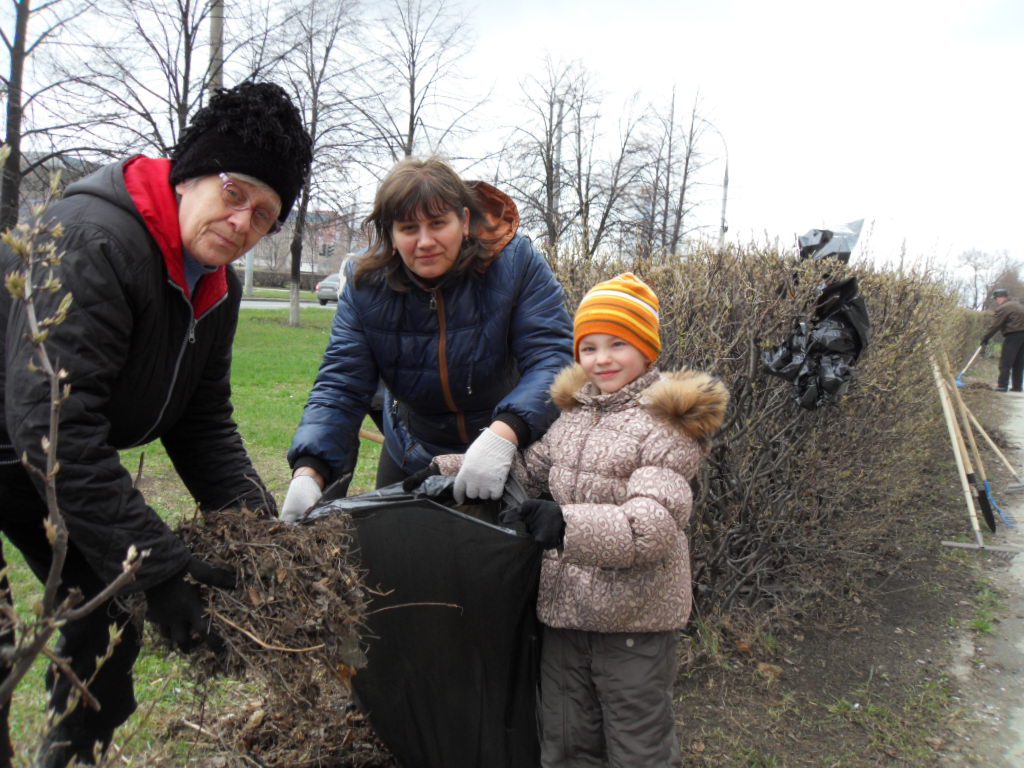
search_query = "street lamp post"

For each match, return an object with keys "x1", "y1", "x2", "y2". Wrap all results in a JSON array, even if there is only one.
[
  {"x1": 718, "y1": 148, "x2": 729, "y2": 250},
  {"x1": 703, "y1": 120, "x2": 729, "y2": 250}
]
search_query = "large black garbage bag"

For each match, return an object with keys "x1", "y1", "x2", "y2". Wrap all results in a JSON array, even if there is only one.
[
  {"x1": 760, "y1": 321, "x2": 810, "y2": 380},
  {"x1": 307, "y1": 478, "x2": 541, "y2": 768},
  {"x1": 763, "y1": 276, "x2": 870, "y2": 410}
]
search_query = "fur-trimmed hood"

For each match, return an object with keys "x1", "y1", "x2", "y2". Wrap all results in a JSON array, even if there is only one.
[{"x1": 549, "y1": 363, "x2": 729, "y2": 442}]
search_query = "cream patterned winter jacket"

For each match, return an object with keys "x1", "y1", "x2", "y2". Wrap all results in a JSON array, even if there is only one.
[
  {"x1": 516, "y1": 364, "x2": 727, "y2": 633},
  {"x1": 437, "y1": 364, "x2": 729, "y2": 632}
]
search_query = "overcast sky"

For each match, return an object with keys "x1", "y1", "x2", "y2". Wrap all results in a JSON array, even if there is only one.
[{"x1": 463, "y1": 0, "x2": 1023, "y2": 270}]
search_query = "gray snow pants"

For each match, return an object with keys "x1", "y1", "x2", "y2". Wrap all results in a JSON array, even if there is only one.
[{"x1": 539, "y1": 625, "x2": 682, "y2": 768}]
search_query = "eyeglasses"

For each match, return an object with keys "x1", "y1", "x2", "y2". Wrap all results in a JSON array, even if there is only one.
[{"x1": 218, "y1": 173, "x2": 282, "y2": 235}]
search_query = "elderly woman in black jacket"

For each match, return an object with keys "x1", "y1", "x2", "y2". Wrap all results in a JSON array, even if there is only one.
[{"x1": 0, "y1": 82, "x2": 312, "y2": 768}]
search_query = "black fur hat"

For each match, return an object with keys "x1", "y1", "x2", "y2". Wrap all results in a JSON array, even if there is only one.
[{"x1": 169, "y1": 81, "x2": 313, "y2": 221}]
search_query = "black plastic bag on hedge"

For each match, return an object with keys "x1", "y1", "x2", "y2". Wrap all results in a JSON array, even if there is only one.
[
  {"x1": 761, "y1": 322, "x2": 809, "y2": 381},
  {"x1": 306, "y1": 476, "x2": 541, "y2": 768},
  {"x1": 808, "y1": 318, "x2": 859, "y2": 355},
  {"x1": 763, "y1": 276, "x2": 870, "y2": 409}
]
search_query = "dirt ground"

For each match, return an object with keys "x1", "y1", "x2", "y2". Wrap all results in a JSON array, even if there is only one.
[{"x1": 670, "y1": 386, "x2": 1024, "y2": 767}]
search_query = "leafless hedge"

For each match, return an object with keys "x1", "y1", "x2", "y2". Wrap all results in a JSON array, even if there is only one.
[{"x1": 550, "y1": 246, "x2": 975, "y2": 628}]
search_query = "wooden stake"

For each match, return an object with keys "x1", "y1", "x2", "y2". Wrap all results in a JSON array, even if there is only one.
[
  {"x1": 942, "y1": 352, "x2": 996, "y2": 531},
  {"x1": 931, "y1": 358, "x2": 984, "y2": 546}
]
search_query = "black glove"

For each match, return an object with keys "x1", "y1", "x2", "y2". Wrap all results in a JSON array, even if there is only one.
[
  {"x1": 144, "y1": 557, "x2": 235, "y2": 652},
  {"x1": 499, "y1": 498, "x2": 565, "y2": 549},
  {"x1": 401, "y1": 463, "x2": 441, "y2": 493},
  {"x1": 185, "y1": 556, "x2": 236, "y2": 589}
]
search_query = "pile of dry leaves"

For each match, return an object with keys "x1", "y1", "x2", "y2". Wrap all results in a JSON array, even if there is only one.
[{"x1": 167, "y1": 508, "x2": 396, "y2": 767}]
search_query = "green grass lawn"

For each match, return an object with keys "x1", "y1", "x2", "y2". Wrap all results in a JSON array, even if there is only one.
[
  {"x1": 245, "y1": 286, "x2": 319, "y2": 302},
  {"x1": 3, "y1": 308, "x2": 383, "y2": 763},
  {"x1": 120, "y1": 308, "x2": 382, "y2": 512}
]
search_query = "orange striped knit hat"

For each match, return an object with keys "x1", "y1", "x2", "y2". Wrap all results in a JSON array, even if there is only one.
[{"x1": 573, "y1": 272, "x2": 661, "y2": 363}]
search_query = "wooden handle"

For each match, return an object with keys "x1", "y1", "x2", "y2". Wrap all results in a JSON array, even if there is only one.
[
  {"x1": 931, "y1": 358, "x2": 984, "y2": 545},
  {"x1": 964, "y1": 405, "x2": 1024, "y2": 482},
  {"x1": 359, "y1": 427, "x2": 384, "y2": 445},
  {"x1": 958, "y1": 345, "x2": 983, "y2": 378},
  {"x1": 943, "y1": 352, "x2": 987, "y2": 480}
]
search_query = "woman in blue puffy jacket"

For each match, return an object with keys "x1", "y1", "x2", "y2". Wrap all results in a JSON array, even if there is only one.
[{"x1": 282, "y1": 156, "x2": 574, "y2": 520}]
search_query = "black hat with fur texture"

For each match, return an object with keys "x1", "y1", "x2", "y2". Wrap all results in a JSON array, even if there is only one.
[{"x1": 169, "y1": 81, "x2": 313, "y2": 221}]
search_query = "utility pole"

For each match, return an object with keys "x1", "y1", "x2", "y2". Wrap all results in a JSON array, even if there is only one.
[
  {"x1": 210, "y1": 0, "x2": 224, "y2": 91},
  {"x1": 210, "y1": 1, "x2": 255, "y2": 295}
]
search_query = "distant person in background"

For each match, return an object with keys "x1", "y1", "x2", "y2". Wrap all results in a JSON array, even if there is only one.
[
  {"x1": 281, "y1": 155, "x2": 573, "y2": 520},
  {"x1": 0, "y1": 81, "x2": 312, "y2": 767},
  {"x1": 982, "y1": 287, "x2": 1024, "y2": 392}
]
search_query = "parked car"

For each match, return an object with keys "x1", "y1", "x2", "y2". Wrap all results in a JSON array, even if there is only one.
[{"x1": 316, "y1": 272, "x2": 342, "y2": 305}]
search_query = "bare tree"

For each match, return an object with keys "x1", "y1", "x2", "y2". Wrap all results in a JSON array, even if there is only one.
[
  {"x1": 499, "y1": 58, "x2": 644, "y2": 261},
  {"x1": 0, "y1": 0, "x2": 99, "y2": 231},
  {"x1": 959, "y1": 249, "x2": 1018, "y2": 310},
  {"x1": 275, "y1": 0, "x2": 360, "y2": 325},
  {"x1": 987, "y1": 255, "x2": 1023, "y2": 307},
  {"x1": 566, "y1": 89, "x2": 645, "y2": 259},
  {"x1": 348, "y1": 0, "x2": 480, "y2": 172},
  {"x1": 50, "y1": 0, "x2": 295, "y2": 159},
  {"x1": 630, "y1": 90, "x2": 710, "y2": 258},
  {"x1": 227, "y1": 0, "x2": 306, "y2": 84},
  {"x1": 53, "y1": 0, "x2": 216, "y2": 157},
  {"x1": 497, "y1": 58, "x2": 578, "y2": 256}
]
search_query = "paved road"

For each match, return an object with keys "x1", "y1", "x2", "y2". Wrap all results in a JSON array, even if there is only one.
[{"x1": 240, "y1": 298, "x2": 337, "y2": 311}]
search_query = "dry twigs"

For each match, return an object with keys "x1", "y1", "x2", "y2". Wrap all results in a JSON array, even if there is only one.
[
  {"x1": 170, "y1": 508, "x2": 396, "y2": 768},
  {"x1": 179, "y1": 508, "x2": 367, "y2": 684}
]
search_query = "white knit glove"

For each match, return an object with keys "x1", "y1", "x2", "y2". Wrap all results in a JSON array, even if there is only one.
[
  {"x1": 453, "y1": 428, "x2": 517, "y2": 504},
  {"x1": 280, "y1": 475, "x2": 323, "y2": 523}
]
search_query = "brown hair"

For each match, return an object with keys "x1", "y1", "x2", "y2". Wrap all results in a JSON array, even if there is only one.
[{"x1": 355, "y1": 156, "x2": 499, "y2": 290}]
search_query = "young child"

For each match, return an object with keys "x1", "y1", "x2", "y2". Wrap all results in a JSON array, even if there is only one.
[{"x1": 496, "y1": 272, "x2": 727, "y2": 767}]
